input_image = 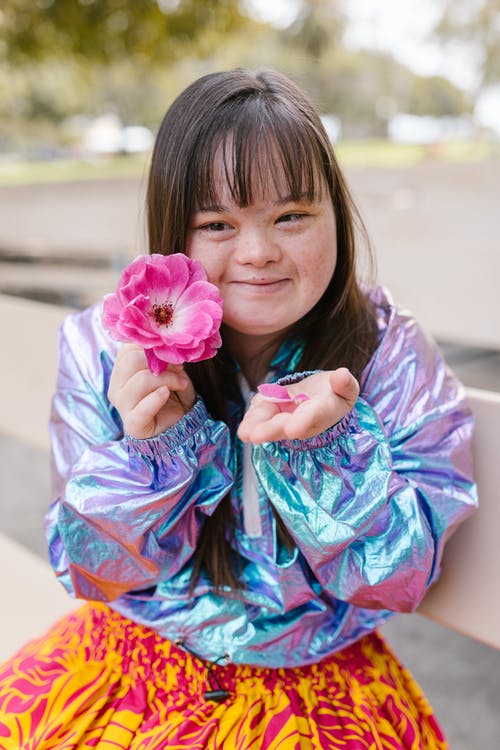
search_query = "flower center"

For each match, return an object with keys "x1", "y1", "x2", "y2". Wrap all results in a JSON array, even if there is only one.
[{"x1": 150, "y1": 301, "x2": 174, "y2": 327}]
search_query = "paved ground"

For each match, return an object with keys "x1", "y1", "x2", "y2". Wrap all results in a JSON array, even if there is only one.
[
  {"x1": 1, "y1": 159, "x2": 499, "y2": 349},
  {"x1": 0, "y1": 161, "x2": 499, "y2": 747}
]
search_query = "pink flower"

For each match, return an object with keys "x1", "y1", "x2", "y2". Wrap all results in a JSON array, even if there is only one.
[
  {"x1": 102, "y1": 253, "x2": 223, "y2": 375},
  {"x1": 257, "y1": 383, "x2": 309, "y2": 413}
]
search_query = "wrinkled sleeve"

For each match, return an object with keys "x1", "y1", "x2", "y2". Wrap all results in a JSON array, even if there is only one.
[
  {"x1": 253, "y1": 304, "x2": 477, "y2": 613},
  {"x1": 45, "y1": 307, "x2": 233, "y2": 602}
]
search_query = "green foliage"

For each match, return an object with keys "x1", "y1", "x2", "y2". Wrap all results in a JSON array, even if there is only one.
[
  {"x1": 283, "y1": 0, "x2": 346, "y2": 60},
  {"x1": 0, "y1": 0, "x2": 477, "y2": 150},
  {"x1": 407, "y1": 75, "x2": 472, "y2": 117},
  {"x1": 0, "y1": 0, "x2": 245, "y2": 63},
  {"x1": 267, "y1": 1, "x2": 471, "y2": 136}
]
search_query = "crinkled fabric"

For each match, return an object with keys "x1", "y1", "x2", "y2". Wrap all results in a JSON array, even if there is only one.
[
  {"x1": 0, "y1": 603, "x2": 448, "y2": 749},
  {"x1": 44, "y1": 286, "x2": 477, "y2": 668}
]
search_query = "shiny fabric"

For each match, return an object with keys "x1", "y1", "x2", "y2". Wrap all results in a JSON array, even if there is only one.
[
  {"x1": 0, "y1": 603, "x2": 448, "y2": 749},
  {"x1": 45, "y1": 286, "x2": 477, "y2": 668}
]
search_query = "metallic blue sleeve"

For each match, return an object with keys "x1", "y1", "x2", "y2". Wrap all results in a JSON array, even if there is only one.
[
  {"x1": 253, "y1": 296, "x2": 477, "y2": 613},
  {"x1": 45, "y1": 304, "x2": 233, "y2": 601}
]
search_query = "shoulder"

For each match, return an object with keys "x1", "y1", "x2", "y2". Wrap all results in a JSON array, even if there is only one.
[
  {"x1": 57, "y1": 300, "x2": 121, "y2": 388},
  {"x1": 364, "y1": 284, "x2": 437, "y2": 363},
  {"x1": 360, "y1": 286, "x2": 468, "y2": 426},
  {"x1": 60, "y1": 300, "x2": 119, "y2": 356},
  {"x1": 361, "y1": 284, "x2": 446, "y2": 396},
  {"x1": 366, "y1": 284, "x2": 408, "y2": 335}
]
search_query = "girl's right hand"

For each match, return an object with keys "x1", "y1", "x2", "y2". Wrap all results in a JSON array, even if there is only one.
[{"x1": 108, "y1": 343, "x2": 196, "y2": 439}]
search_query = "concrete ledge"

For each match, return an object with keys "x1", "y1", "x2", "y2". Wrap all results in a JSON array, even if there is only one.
[
  {"x1": 418, "y1": 387, "x2": 500, "y2": 650},
  {"x1": 0, "y1": 532, "x2": 77, "y2": 664},
  {"x1": 0, "y1": 294, "x2": 70, "y2": 450}
]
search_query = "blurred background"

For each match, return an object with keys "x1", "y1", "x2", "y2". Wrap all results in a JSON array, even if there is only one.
[
  {"x1": 0, "y1": 0, "x2": 499, "y2": 349},
  {"x1": 0, "y1": 1, "x2": 499, "y2": 747}
]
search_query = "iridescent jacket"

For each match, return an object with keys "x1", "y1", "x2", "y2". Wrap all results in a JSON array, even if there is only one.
[{"x1": 46, "y1": 286, "x2": 477, "y2": 668}]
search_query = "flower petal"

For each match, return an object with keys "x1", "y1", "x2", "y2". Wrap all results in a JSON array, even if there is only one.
[
  {"x1": 102, "y1": 252, "x2": 223, "y2": 373},
  {"x1": 177, "y1": 278, "x2": 222, "y2": 306},
  {"x1": 177, "y1": 302, "x2": 222, "y2": 332},
  {"x1": 145, "y1": 349, "x2": 168, "y2": 375},
  {"x1": 118, "y1": 258, "x2": 151, "y2": 303},
  {"x1": 150, "y1": 254, "x2": 191, "y2": 305},
  {"x1": 102, "y1": 294, "x2": 122, "y2": 335},
  {"x1": 257, "y1": 384, "x2": 310, "y2": 413},
  {"x1": 258, "y1": 383, "x2": 293, "y2": 401}
]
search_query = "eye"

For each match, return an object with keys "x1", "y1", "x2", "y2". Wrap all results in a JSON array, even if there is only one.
[
  {"x1": 276, "y1": 212, "x2": 306, "y2": 224},
  {"x1": 199, "y1": 221, "x2": 231, "y2": 232}
]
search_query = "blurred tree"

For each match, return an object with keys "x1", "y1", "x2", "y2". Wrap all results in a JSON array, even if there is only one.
[
  {"x1": 277, "y1": 0, "x2": 347, "y2": 113},
  {"x1": 274, "y1": 1, "x2": 471, "y2": 136},
  {"x1": 0, "y1": 0, "x2": 475, "y2": 149},
  {"x1": 406, "y1": 74, "x2": 471, "y2": 117},
  {"x1": 435, "y1": 0, "x2": 500, "y2": 88},
  {"x1": 284, "y1": 0, "x2": 346, "y2": 60},
  {"x1": 0, "y1": 0, "x2": 245, "y2": 63}
]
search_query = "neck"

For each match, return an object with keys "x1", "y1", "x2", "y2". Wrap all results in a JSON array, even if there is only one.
[{"x1": 222, "y1": 327, "x2": 284, "y2": 390}]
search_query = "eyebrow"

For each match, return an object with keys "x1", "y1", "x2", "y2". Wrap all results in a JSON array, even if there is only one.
[
  {"x1": 193, "y1": 203, "x2": 225, "y2": 213},
  {"x1": 194, "y1": 193, "x2": 313, "y2": 213}
]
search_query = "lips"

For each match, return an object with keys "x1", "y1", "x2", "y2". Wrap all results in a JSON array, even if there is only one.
[{"x1": 234, "y1": 278, "x2": 288, "y2": 285}]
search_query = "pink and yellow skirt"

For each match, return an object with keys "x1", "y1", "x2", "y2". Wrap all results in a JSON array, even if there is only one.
[{"x1": 0, "y1": 603, "x2": 447, "y2": 749}]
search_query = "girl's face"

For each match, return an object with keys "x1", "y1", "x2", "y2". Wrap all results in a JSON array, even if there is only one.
[{"x1": 186, "y1": 162, "x2": 337, "y2": 360}]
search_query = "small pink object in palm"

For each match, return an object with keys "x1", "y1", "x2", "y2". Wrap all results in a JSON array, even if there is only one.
[
  {"x1": 102, "y1": 253, "x2": 223, "y2": 375},
  {"x1": 257, "y1": 383, "x2": 309, "y2": 413}
]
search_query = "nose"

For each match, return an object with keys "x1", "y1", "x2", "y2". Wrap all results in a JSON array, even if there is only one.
[{"x1": 235, "y1": 227, "x2": 281, "y2": 267}]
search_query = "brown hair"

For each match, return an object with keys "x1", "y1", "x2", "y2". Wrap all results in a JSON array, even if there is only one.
[{"x1": 146, "y1": 68, "x2": 378, "y2": 590}]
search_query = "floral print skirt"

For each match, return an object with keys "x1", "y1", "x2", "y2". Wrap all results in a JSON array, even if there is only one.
[{"x1": 0, "y1": 603, "x2": 447, "y2": 749}]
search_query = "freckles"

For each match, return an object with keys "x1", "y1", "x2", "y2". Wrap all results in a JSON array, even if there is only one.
[{"x1": 203, "y1": 267, "x2": 224, "y2": 292}]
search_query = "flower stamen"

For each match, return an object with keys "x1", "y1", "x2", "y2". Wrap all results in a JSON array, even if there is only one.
[{"x1": 150, "y1": 302, "x2": 174, "y2": 327}]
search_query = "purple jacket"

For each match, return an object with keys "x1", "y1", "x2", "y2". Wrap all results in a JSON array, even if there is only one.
[{"x1": 45, "y1": 286, "x2": 477, "y2": 667}]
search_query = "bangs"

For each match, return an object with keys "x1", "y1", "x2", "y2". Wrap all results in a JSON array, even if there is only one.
[{"x1": 191, "y1": 97, "x2": 329, "y2": 210}]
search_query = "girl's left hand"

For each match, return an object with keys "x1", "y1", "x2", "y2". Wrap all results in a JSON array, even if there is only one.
[{"x1": 237, "y1": 368, "x2": 359, "y2": 444}]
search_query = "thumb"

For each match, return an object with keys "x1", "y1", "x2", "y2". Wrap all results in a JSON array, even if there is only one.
[{"x1": 329, "y1": 368, "x2": 359, "y2": 407}]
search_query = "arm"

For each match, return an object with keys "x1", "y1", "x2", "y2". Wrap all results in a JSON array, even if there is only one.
[
  {"x1": 250, "y1": 305, "x2": 477, "y2": 612},
  {"x1": 46, "y1": 305, "x2": 233, "y2": 601}
]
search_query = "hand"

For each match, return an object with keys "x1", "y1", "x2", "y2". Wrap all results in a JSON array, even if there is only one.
[
  {"x1": 108, "y1": 344, "x2": 196, "y2": 439},
  {"x1": 237, "y1": 368, "x2": 359, "y2": 444}
]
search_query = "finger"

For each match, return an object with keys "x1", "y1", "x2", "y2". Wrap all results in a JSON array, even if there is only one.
[
  {"x1": 109, "y1": 344, "x2": 150, "y2": 396},
  {"x1": 125, "y1": 386, "x2": 171, "y2": 439},
  {"x1": 330, "y1": 368, "x2": 359, "y2": 406},
  {"x1": 237, "y1": 399, "x2": 280, "y2": 442},
  {"x1": 238, "y1": 410, "x2": 291, "y2": 444},
  {"x1": 246, "y1": 395, "x2": 282, "y2": 420},
  {"x1": 120, "y1": 366, "x2": 188, "y2": 412},
  {"x1": 172, "y1": 378, "x2": 196, "y2": 413},
  {"x1": 114, "y1": 367, "x2": 159, "y2": 413},
  {"x1": 167, "y1": 363, "x2": 185, "y2": 374},
  {"x1": 112, "y1": 346, "x2": 189, "y2": 388},
  {"x1": 274, "y1": 391, "x2": 350, "y2": 441},
  {"x1": 280, "y1": 399, "x2": 332, "y2": 440},
  {"x1": 240, "y1": 390, "x2": 329, "y2": 443}
]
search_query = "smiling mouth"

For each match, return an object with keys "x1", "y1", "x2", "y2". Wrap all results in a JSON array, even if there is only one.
[
  {"x1": 233, "y1": 279, "x2": 290, "y2": 296},
  {"x1": 236, "y1": 278, "x2": 287, "y2": 285}
]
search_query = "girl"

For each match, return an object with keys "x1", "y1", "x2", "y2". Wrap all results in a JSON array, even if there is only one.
[{"x1": 0, "y1": 69, "x2": 476, "y2": 749}]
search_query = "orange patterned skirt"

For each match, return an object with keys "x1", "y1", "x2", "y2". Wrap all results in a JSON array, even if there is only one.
[{"x1": 0, "y1": 603, "x2": 447, "y2": 749}]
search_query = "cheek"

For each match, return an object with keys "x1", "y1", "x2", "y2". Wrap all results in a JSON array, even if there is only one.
[
  {"x1": 186, "y1": 241, "x2": 220, "y2": 284},
  {"x1": 204, "y1": 259, "x2": 226, "y2": 289},
  {"x1": 301, "y1": 241, "x2": 337, "y2": 295},
  {"x1": 323, "y1": 249, "x2": 338, "y2": 284},
  {"x1": 321, "y1": 225, "x2": 338, "y2": 280}
]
